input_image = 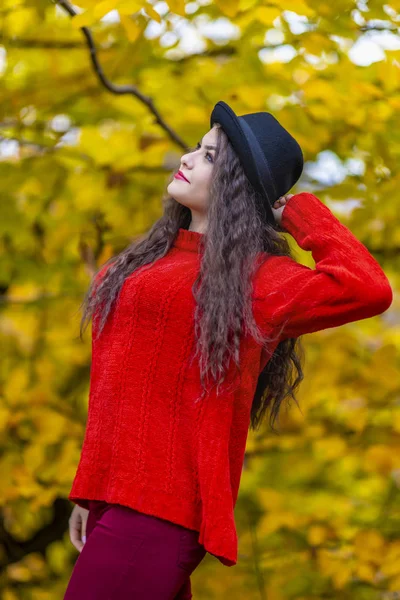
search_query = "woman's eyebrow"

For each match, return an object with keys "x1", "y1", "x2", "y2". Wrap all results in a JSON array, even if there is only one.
[{"x1": 198, "y1": 139, "x2": 217, "y2": 151}]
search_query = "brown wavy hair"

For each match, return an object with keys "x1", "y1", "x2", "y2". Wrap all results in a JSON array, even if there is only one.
[{"x1": 79, "y1": 123, "x2": 305, "y2": 433}]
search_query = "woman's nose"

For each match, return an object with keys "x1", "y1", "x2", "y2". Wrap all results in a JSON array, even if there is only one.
[{"x1": 180, "y1": 157, "x2": 192, "y2": 171}]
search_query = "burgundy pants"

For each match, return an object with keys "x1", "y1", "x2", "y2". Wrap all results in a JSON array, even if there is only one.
[{"x1": 64, "y1": 500, "x2": 207, "y2": 600}]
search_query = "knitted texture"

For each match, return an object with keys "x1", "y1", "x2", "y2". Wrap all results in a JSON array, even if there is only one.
[{"x1": 68, "y1": 192, "x2": 392, "y2": 567}]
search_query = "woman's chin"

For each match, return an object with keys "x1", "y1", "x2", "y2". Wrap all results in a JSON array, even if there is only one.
[
  {"x1": 168, "y1": 179, "x2": 184, "y2": 189},
  {"x1": 167, "y1": 182, "x2": 187, "y2": 203}
]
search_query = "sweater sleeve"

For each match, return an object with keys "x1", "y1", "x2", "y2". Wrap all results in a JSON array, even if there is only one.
[{"x1": 254, "y1": 192, "x2": 393, "y2": 340}]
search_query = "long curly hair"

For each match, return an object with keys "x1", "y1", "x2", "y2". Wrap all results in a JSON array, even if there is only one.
[{"x1": 79, "y1": 123, "x2": 305, "y2": 433}]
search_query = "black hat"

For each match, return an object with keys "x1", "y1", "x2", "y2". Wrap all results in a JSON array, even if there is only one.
[{"x1": 210, "y1": 100, "x2": 304, "y2": 225}]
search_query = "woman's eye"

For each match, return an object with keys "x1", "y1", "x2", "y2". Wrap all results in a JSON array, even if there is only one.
[{"x1": 193, "y1": 142, "x2": 213, "y2": 163}]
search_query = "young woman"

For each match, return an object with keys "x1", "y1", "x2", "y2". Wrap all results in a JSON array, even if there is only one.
[{"x1": 64, "y1": 101, "x2": 392, "y2": 599}]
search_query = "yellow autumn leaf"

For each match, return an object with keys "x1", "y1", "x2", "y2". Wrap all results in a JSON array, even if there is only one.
[
  {"x1": 345, "y1": 107, "x2": 367, "y2": 127},
  {"x1": 117, "y1": 0, "x2": 144, "y2": 14},
  {"x1": 165, "y1": 0, "x2": 186, "y2": 17},
  {"x1": 304, "y1": 79, "x2": 334, "y2": 100},
  {"x1": 18, "y1": 177, "x2": 43, "y2": 198},
  {"x1": 239, "y1": 0, "x2": 258, "y2": 9},
  {"x1": 392, "y1": 410, "x2": 400, "y2": 433},
  {"x1": 234, "y1": 85, "x2": 266, "y2": 108},
  {"x1": 4, "y1": 8, "x2": 38, "y2": 36},
  {"x1": 7, "y1": 281, "x2": 40, "y2": 300},
  {"x1": 353, "y1": 81, "x2": 384, "y2": 99},
  {"x1": 367, "y1": 344, "x2": 400, "y2": 389},
  {"x1": 332, "y1": 566, "x2": 352, "y2": 589},
  {"x1": 34, "y1": 358, "x2": 56, "y2": 385},
  {"x1": 214, "y1": 0, "x2": 241, "y2": 18},
  {"x1": 46, "y1": 541, "x2": 68, "y2": 576},
  {"x1": 257, "y1": 487, "x2": 284, "y2": 510},
  {"x1": 272, "y1": 0, "x2": 316, "y2": 17},
  {"x1": 31, "y1": 488, "x2": 58, "y2": 513},
  {"x1": 307, "y1": 524, "x2": 329, "y2": 546},
  {"x1": 144, "y1": 2, "x2": 162, "y2": 22},
  {"x1": 306, "y1": 104, "x2": 333, "y2": 121},
  {"x1": 120, "y1": 14, "x2": 142, "y2": 42},
  {"x1": 234, "y1": 9, "x2": 258, "y2": 28},
  {"x1": 259, "y1": 510, "x2": 300, "y2": 535},
  {"x1": 72, "y1": 0, "x2": 99, "y2": 7},
  {"x1": 377, "y1": 59, "x2": 400, "y2": 93},
  {"x1": 12, "y1": 466, "x2": 43, "y2": 497},
  {"x1": 375, "y1": 101, "x2": 394, "y2": 121},
  {"x1": 6, "y1": 563, "x2": 32, "y2": 583},
  {"x1": 71, "y1": 9, "x2": 97, "y2": 29},
  {"x1": 353, "y1": 530, "x2": 386, "y2": 563},
  {"x1": 302, "y1": 32, "x2": 335, "y2": 54},
  {"x1": 364, "y1": 445, "x2": 395, "y2": 475},
  {"x1": 5, "y1": 367, "x2": 29, "y2": 406},
  {"x1": 254, "y1": 6, "x2": 281, "y2": 24},
  {"x1": 65, "y1": 172, "x2": 103, "y2": 211},
  {"x1": 54, "y1": 440, "x2": 81, "y2": 483},
  {"x1": 78, "y1": 126, "x2": 120, "y2": 166},
  {"x1": 388, "y1": 97, "x2": 400, "y2": 111},
  {"x1": 32, "y1": 408, "x2": 67, "y2": 444},
  {"x1": 93, "y1": 0, "x2": 120, "y2": 19},
  {"x1": 181, "y1": 105, "x2": 208, "y2": 124},
  {"x1": 97, "y1": 243, "x2": 116, "y2": 265},
  {"x1": 23, "y1": 443, "x2": 46, "y2": 472},
  {"x1": 312, "y1": 436, "x2": 347, "y2": 461},
  {"x1": 0, "y1": 405, "x2": 9, "y2": 432},
  {"x1": 318, "y1": 549, "x2": 346, "y2": 576},
  {"x1": 380, "y1": 541, "x2": 400, "y2": 577},
  {"x1": 355, "y1": 562, "x2": 377, "y2": 583},
  {"x1": 304, "y1": 424, "x2": 327, "y2": 438},
  {"x1": 389, "y1": 575, "x2": 400, "y2": 592},
  {"x1": 2, "y1": 589, "x2": 19, "y2": 600}
]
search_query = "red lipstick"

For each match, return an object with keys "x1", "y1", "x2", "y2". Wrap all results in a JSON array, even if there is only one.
[{"x1": 174, "y1": 170, "x2": 189, "y2": 182}]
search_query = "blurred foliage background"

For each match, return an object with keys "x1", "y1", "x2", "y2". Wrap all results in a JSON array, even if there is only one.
[{"x1": 1, "y1": 0, "x2": 400, "y2": 598}]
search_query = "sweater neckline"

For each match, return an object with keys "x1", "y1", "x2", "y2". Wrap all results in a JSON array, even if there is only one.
[{"x1": 173, "y1": 228, "x2": 204, "y2": 253}]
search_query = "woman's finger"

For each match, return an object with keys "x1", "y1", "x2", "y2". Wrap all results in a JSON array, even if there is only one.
[
  {"x1": 70, "y1": 521, "x2": 84, "y2": 552},
  {"x1": 81, "y1": 516, "x2": 87, "y2": 545}
]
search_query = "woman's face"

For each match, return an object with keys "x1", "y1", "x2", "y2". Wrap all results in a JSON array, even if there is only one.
[{"x1": 167, "y1": 126, "x2": 218, "y2": 215}]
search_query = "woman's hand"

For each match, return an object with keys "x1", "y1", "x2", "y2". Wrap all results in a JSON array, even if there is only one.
[
  {"x1": 69, "y1": 504, "x2": 89, "y2": 553},
  {"x1": 271, "y1": 194, "x2": 294, "y2": 227}
]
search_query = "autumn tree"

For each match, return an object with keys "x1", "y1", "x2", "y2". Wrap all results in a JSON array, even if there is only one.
[{"x1": 0, "y1": 0, "x2": 399, "y2": 598}]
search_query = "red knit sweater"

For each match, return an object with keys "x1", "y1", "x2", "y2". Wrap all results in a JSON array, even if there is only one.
[{"x1": 68, "y1": 192, "x2": 392, "y2": 566}]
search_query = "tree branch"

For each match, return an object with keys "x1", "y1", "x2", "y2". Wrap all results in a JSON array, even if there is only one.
[
  {"x1": 53, "y1": 0, "x2": 189, "y2": 150},
  {"x1": 0, "y1": 36, "x2": 111, "y2": 50},
  {"x1": 360, "y1": 23, "x2": 399, "y2": 32}
]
